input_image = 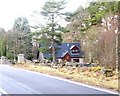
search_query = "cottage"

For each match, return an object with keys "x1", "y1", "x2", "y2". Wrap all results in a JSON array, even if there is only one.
[
  {"x1": 56, "y1": 43, "x2": 84, "y2": 63},
  {"x1": 38, "y1": 42, "x2": 84, "y2": 63}
]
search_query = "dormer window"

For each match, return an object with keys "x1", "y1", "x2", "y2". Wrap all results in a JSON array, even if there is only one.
[
  {"x1": 75, "y1": 50, "x2": 78, "y2": 52},
  {"x1": 70, "y1": 45, "x2": 79, "y2": 55},
  {"x1": 72, "y1": 50, "x2": 79, "y2": 53},
  {"x1": 72, "y1": 50, "x2": 75, "y2": 52}
]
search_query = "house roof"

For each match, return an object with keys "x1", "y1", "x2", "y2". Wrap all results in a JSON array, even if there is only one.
[
  {"x1": 70, "y1": 45, "x2": 77, "y2": 49},
  {"x1": 43, "y1": 52, "x2": 52, "y2": 59},
  {"x1": 61, "y1": 51, "x2": 69, "y2": 57},
  {"x1": 39, "y1": 42, "x2": 84, "y2": 59},
  {"x1": 56, "y1": 42, "x2": 84, "y2": 58}
]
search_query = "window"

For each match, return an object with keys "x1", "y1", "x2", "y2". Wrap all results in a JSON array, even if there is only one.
[
  {"x1": 75, "y1": 50, "x2": 78, "y2": 52},
  {"x1": 71, "y1": 49, "x2": 79, "y2": 55},
  {"x1": 73, "y1": 59, "x2": 79, "y2": 62},
  {"x1": 72, "y1": 50, "x2": 79, "y2": 53}
]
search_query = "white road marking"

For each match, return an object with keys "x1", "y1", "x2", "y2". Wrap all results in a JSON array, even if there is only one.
[
  {"x1": 0, "y1": 65, "x2": 119, "y2": 95},
  {"x1": 0, "y1": 87, "x2": 8, "y2": 94},
  {"x1": 16, "y1": 66, "x2": 119, "y2": 95},
  {"x1": 0, "y1": 73, "x2": 41, "y2": 94},
  {"x1": 0, "y1": 65, "x2": 8, "y2": 94}
]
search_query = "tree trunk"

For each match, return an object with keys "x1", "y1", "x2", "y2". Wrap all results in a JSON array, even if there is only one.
[
  {"x1": 116, "y1": 3, "x2": 120, "y2": 72},
  {"x1": 52, "y1": 36, "x2": 56, "y2": 62},
  {"x1": 116, "y1": 30, "x2": 120, "y2": 70},
  {"x1": 117, "y1": 9, "x2": 120, "y2": 72},
  {"x1": 51, "y1": 13, "x2": 56, "y2": 62}
]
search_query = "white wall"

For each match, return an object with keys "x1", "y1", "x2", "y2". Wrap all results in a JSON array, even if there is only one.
[
  {"x1": 39, "y1": 52, "x2": 44, "y2": 60},
  {"x1": 71, "y1": 58, "x2": 84, "y2": 63},
  {"x1": 17, "y1": 54, "x2": 24, "y2": 63},
  {"x1": 0, "y1": 56, "x2": 7, "y2": 64}
]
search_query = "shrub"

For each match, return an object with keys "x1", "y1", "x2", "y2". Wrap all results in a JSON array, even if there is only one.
[
  {"x1": 90, "y1": 66, "x2": 102, "y2": 72},
  {"x1": 26, "y1": 53, "x2": 34, "y2": 60}
]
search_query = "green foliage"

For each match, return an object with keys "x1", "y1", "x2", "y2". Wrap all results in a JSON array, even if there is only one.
[
  {"x1": 12, "y1": 17, "x2": 32, "y2": 58},
  {"x1": 83, "y1": 2, "x2": 118, "y2": 68},
  {"x1": 6, "y1": 52, "x2": 14, "y2": 60},
  {"x1": 13, "y1": 17, "x2": 30, "y2": 33},
  {"x1": 57, "y1": 26, "x2": 70, "y2": 33},
  {"x1": 64, "y1": 6, "x2": 88, "y2": 42},
  {"x1": 0, "y1": 32, "x2": 7, "y2": 57},
  {"x1": 26, "y1": 53, "x2": 34, "y2": 60},
  {"x1": 64, "y1": 12, "x2": 75, "y2": 22},
  {"x1": 39, "y1": 47, "x2": 47, "y2": 53},
  {"x1": 63, "y1": 1, "x2": 118, "y2": 70},
  {"x1": 37, "y1": 35, "x2": 51, "y2": 53},
  {"x1": 39, "y1": 0, "x2": 68, "y2": 61},
  {"x1": 85, "y1": 2, "x2": 119, "y2": 27},
  {"x1": 41, "y1": 0, "x2": 66, "y2": 16}
]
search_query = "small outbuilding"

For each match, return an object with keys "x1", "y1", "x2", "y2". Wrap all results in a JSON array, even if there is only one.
[
  {"x1": 17, "y1": 54, "x2": 25, "y2": 63},
  {"x1": 0, "y1": 56, "x2": 7, "y2": 64}
]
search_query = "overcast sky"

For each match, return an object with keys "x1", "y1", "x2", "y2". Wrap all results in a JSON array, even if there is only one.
[{"x1": 0, "y1": 0, "x2": 92, "y2": 31}]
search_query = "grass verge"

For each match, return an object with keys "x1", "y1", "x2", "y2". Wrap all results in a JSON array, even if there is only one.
[{"x1": 13, "y1": 63, "x2": 119, "y2": 92}]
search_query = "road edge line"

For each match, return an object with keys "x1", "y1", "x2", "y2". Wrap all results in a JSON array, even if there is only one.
[
  {"x1": 0, "y1": 88, "x2": 8, "y2": 94},
  {"x1": 36, "y1": 72, "x2": 119, "y2": 95},
  {"x1": 13, "y1": 66, "x2": 119, "y2": 95}
]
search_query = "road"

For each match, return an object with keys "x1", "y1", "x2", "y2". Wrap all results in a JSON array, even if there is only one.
[{"x1": 0, "y1": 64, "x2": 119, "y2": 95}]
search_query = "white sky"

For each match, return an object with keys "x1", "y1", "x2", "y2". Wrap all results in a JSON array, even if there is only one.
[{"x1": 0, "y1": 0, "x2": 92, "y2": 31}]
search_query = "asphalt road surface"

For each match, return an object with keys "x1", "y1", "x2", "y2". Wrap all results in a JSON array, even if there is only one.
[{"x1": 0, "y1": 64, "x2": 119, "y2": 95}]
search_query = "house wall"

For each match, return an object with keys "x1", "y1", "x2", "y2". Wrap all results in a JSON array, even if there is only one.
[
  {"x1": 71, "y1": 46, "x2": 79, "y2": 50},
  {"x1": 70, "y1": 46, "x2": 80, "y2": 55},
  {"x1": 58, "y1": 59, "x2": 62, "y2": 63},
  {"x1": 79, "y1": 58, "x2": 84, "y2": 64},
  {"x1": 38, "y1": 52, "x2": 44, "y2": 60},
  {"x1": 71, "y1": 58, "x2": 84, "y2": 63},
  {"x1": 0, "y1": 56, "x2": 7, "y2": 64},
  {"x1": 63, "y1": 53, "x2": 71, "y2": 62}
]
